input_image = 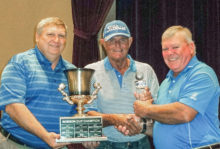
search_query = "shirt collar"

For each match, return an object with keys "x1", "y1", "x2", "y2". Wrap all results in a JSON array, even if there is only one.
[
  {"x1": 167, "y1": 56, "x2": 199, "y2": 78},
  {"x1": 104, "y1": 54, "x2": 136, "y2": 72},
  {"x1": 34, "y1": 45, "x2": 66, "y2": 71}
]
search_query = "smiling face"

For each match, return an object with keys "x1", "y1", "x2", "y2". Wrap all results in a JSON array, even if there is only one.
[
  {"x1": 101, "y1": 35, "x2": 133, "y2": 63},
  {"x1": 162, "y1": 32, "x2": 195, "y2": 76},
  {"x1": 35, "y1": 24, "x2": 66, "y2": 62}
]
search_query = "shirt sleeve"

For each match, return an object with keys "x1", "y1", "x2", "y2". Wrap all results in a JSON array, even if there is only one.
[
  {"x1": 0, "y1": 62, "x2": 26, "y2": 110},
  {"x1": 179, "y1": 71, "x2": 218, "y2": 115}
]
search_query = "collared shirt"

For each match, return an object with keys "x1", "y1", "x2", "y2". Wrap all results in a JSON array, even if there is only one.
[
  {"x1": 0, "y1": 46, "x2": 77, "y2": 148},
  {"x1": 85, "y1": 55, "x2": 159, "y2": 142},
  {"x1": 110, "y1": 55, "x2": 136, "y2": 87},
  {"x1": 114, "y1": 70, "x2": 123, "y2": 87},
  {"x1": 153, "y1": 56, "x2": 220, "y2": 149}
]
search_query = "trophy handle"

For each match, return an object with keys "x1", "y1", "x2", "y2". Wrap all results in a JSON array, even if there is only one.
[
  {"x1": 87, "y1": 83, "x2": 101, "y2": 104},
  {"x1": 58, "y1": 83, "x2": 74, "y2": 105}
]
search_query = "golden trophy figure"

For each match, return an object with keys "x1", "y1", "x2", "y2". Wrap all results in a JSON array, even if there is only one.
[{"x1": 56, "y1": 68, "x2": 107, "y2": 143}]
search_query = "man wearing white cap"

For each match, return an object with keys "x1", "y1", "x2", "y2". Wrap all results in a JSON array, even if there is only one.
[{"x1": 84, "y1": 20, "x2": 159, "y2": 149}]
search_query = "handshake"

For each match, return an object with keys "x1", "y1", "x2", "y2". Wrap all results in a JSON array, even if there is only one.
[
  {"x1": 115, "y1": 87, "x2": 154, "y2": 136},
  {"x1": 115, "y1": 114, "x2": 153, "y2": 136}
]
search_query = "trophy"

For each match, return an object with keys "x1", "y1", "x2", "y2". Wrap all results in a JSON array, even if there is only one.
[
  {"x1": 56, "y1": 68, "x2": 107, "y2": 143},
  {"x1": 135, "y1": 72, "x2": 147, "y2": 95},
  {"x1": 135, "y1": 72, "x2": 153, "y2": 125}
]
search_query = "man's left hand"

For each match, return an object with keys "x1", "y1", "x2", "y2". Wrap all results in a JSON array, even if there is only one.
[
  {"x1": 133, "y1": 99, "x2": 154, "y2": 118},
  {"x1": 82, "y1": 141, "x2": 100, "y2": 149}
]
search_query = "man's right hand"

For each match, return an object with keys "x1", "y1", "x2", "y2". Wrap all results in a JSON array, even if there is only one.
[
  {"x1": 87, "y1": 111, "x2": 142, "y2": 136},
  {"x1": 115, "y1": 114, "x2": 143, "y2": 136}
]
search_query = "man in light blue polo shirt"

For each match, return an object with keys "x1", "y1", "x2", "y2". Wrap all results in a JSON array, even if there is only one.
[
  {"x1": 132, "y1": 26, "x2": 220, "y2": 149},
  {"x1": 84, "y1": 20, "x2": 159, "y2": 149},
  {"x1": 0, "y1": 17, "x2": 77, "y2": 149}
]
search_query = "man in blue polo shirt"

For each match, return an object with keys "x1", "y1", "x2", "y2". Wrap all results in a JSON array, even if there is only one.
[
  {"x1": 131, "y1": 26, "x2": 220, "y2": 148},
  {"x1": 0, "y1": 17, "x2": 77, "y2": 148}
]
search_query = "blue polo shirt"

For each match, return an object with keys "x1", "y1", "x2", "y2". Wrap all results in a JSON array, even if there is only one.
[
  {"x1": 153, "y1": 56, "x2": 220, "y2": 149},
  {"x1": 0, "y1": 46, "x2": 77, "y2": 148}
]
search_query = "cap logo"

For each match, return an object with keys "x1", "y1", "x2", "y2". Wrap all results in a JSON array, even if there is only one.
[{"x1": 106, "y1": 25, "x2": 126, "y2": 33}]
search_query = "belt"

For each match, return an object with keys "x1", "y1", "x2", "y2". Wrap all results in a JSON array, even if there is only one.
[
  {"x1": 194, "y1": 143, "x2": 220, "y2": 149},
  {"x1": 0, "y1": 127, "x2": 28, "y2": 147},
  {"x1": 109, "y1": 136, "x2": 147, "y2": 148}
]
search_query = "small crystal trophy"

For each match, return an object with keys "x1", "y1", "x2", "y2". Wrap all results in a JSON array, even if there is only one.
[
  {"x1": 135, "y1": 72, "x2": 153, "y2": 125},
  {"x1": 135, "y1": 72, "x2": 147, "y2": 95}
]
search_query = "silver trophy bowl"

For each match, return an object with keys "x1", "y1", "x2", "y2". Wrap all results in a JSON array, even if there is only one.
[
  {"x1": 65, "y1": 68, "x2": 95, "y2": 95},
  {"x1": 58, "y1": 68, "x2": 101, "y2": 117}
]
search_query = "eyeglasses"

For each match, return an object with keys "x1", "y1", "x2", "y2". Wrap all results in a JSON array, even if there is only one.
[{"x1": 106, "y1": 37, "x2": 129, "y2": 46}]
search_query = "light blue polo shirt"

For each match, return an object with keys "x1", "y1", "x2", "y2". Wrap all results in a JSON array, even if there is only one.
[
  {"x1": 0, "y1": 46, "x2": 77, "y2": 148},
  {"x1": 153, "y1": 56, "x2": 220, "y2": 149},
  {"x1": 84, "y1": 55, "x2": 159, "y2": 143}
]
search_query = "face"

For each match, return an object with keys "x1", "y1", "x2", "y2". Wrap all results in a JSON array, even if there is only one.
[
  {"x1": 102, "y1": 35, "x2": 132, "y2": 62},
  {"x1": 35, "y1": 24, "x2": 66, "y2": 61},
  {"x1": 162, "y1": 33, "x2": 194, "y2": 76}
]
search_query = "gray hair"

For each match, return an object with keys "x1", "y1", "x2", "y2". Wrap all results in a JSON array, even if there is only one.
[
  {"x1": 162, "y1": 25, "x2": 196, "y2": 54},
  {"x1": 36, "y1": 17, "x2": 67, "y2": 35}
]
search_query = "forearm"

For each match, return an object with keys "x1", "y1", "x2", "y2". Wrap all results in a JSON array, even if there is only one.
[
  {"x1": 87, "y1": 111, "x2": 128, "y2": 127},
  {"x1": 143, "y1": 102, "x2": 197, "y2": 124},
  {"x1": 5, "y1": 103, "x2": 49, "y2": 142}
]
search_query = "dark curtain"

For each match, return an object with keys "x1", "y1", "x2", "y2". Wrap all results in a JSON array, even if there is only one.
[
  {"x1": 69, "y1": 1, "x2": 113, "y2": 148},
  {"x1": 71, "y1": 0, "x2": 114, "y2": 68},
  {"x1": 116, "y1": 0, "x2": 220, "y2": 84}
]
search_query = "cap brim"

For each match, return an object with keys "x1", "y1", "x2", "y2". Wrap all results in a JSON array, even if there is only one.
[{"x1": 104, "y1": 33, "x2": 130, "y2": 41}]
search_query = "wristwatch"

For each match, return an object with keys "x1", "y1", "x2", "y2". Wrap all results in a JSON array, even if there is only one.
[{"x1": 141, "y1": 118, "x2": 147, "y2": 134}]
